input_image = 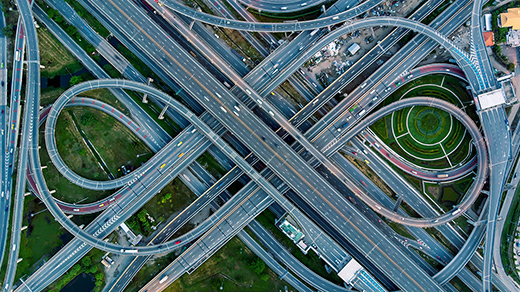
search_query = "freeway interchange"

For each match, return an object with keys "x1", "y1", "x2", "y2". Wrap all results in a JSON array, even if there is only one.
[{"x1": 0, "y1": 0, "x2": 517, "y2": 291}]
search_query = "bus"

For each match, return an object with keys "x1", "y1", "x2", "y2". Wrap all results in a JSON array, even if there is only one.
[{"x1": 15, "y1": 51, "x2": 20, "y2": 62}]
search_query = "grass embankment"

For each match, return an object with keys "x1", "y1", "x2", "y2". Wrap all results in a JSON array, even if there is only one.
[
  {"x1": 125, "y1": 177, "x2": 197, "y2": 237},
  {"x1": 14, "y1": 196, "x2": 72, "y2": 282},
  {"x1": 38, "y1": 28, "x2": 82, "y2": 78},
  {"x1": 163, "y1": 237, "x2": 294, "y2": 292}
]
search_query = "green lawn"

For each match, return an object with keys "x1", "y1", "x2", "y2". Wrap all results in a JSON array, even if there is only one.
[
  {"x1": 163, "y1": 237, "x2": 295, "y2": 292},
  {"x1": 70, "y1": 107, "x2": 154, "y2": 177},
  {"x1": 42, "y1": 110, "x2": 112, "y2": 203}
]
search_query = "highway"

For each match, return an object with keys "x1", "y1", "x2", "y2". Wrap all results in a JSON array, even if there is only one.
[
  {"x1": 3, "y1": 0, "x2": 39, "y2": 290},
  {"x1": 0, "y1": 0, "x2": 510, "y2": 290},
  {"x1": 0, "y1": 1, "x2": 8, "y2": 270},
  {"x1": 25, "y1": 76, "x2": 440, "y2": 290},
  {"x1": 43, "y1": 0, "x2": 488, "y2": 288},
  {"x1": 81, "y1": 1, "x2": 460, "y2": 288},
  {"x1": 480, "y1": 106, "x2": 511, "y2": 292}
]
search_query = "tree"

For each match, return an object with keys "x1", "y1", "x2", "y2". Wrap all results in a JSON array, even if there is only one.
[
  {"x1": 260, "y1": 274, "x2": 269, "y2": 282},
  {"x1": 507, "y1": 63, "x2": 515, "y2": 72},
  {"x1": 70, "y1": 264, "x2": 81, "y2": 275},
  {"x1": 2, "y1": 24, "x2": 14, "y2": 38},
  {"x1": 89, "y1": 265, "x2": 98, "y2": 274},
  {"x1": 95, "y1": 273, "x2": 104, "y2": 281},
  {"x1": 164, "y1": 193, "x2": 172, "y2": 200},
  {"x1": 249, "y1": 258, "x2": 265, "y2": 275},
  {"x1": 69, "y1": 75, "x2": 83, "y2": 86},
  {"x1": 81, "y1": 256, "x2": 92, "y2": 267}
]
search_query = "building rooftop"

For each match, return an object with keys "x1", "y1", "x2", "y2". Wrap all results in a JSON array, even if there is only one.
[
  {"x1": 507, "y1": 29, "x2": 520, "y2": 47},
  {"x1": 500, "y1": 8, "x2": 520, "y2": 30},
  {"x1": 483, "y1": 31, "x2": 494, "y2": 46}
]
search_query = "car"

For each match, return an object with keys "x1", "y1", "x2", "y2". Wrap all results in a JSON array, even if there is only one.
[
  {"x1": 73, "y1": 208, "x2": 80, "y2": 212},
  {"x1": 220, "y1": 106, "x2": 227, "y2": 113},
  {"x1": 1, "y1": 192, "x2": 3, "y2": 197},
  {"x1": 1, "y1": 81, "x2": 4, "y2": 86},
  {"x1": 1, "y1": 110, "x2": 3, "y2": 114},
  {"x1": 203, "y1": 96, "x2": 209, "y2": 101},
  {"x1": 234, "y1": 104, "x2": 240, "y2": 112},
  {"x1": 233, "y1": 110, "x2": 239, "y2": 116},
  {"x1": 214, "y1": 33, "x2": 219, "y2": 39},
  {"x1": 160, "y1": 163, "x2": 166, "y2": 169},
  {"x1": 178, "y1": 152, "x2": 185, "y2": 158},
  {"x1": 175, "y1": 240, "x2": 182, "y2": 244},
  {"x1": 364, "y1": 159, "x2": 369, "y2": 164},
  {"x1": 215, "y1": 92, "x2": 222, "y2": 98},
  {"x1": 352, "y1": 151, "x2": 357, "y2": 155},
  {"x1": 177, "y1": 141, "x2": 183, "y2": 146},
  {"x1": 99, "y1": 203, "x2": 104, "y2": 207},
  {"x1": 378, "y1": 219, "x2": 382, "y2": 223}
]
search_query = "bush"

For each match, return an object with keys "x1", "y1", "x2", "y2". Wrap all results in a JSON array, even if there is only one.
[
  {"x1": 508, "y1": 63, "x2": 515, "y2": 72},
  {"x1": 70, "y1": 75, "x2": 83, "y2": 86}
]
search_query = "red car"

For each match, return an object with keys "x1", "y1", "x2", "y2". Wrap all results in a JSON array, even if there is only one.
[
  {"x1": 352, "y1": 151, "x2": 357, "y2": 155},
  {"x1": 175, "y1": 240, "x2": 181, "y2": 245}
]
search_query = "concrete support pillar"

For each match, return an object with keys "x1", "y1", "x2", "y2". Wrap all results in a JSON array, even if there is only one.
[
  {"x1": 142, "y1": 78, "x2": 154, "y2": 103},
  {"x1": 158, "y1": 105, "x2": 169, "y2": 120},
  {"x1": 393, "y1": 196, "x2": 403, "y2": 212}
]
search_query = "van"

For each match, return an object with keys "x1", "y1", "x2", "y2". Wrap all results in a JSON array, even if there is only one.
[
  {"x1": 281, "y1": 7, "x2": 287, "y2": 10},
  {"x1": 301, "y1": 2, "x2": 307, "y2": 6},
  {"x1": 273, "y1": 69, "x2": 279, "y2": 74},
  {"x1": 332, "y1": 16, "x2": 339, "y2": 20},
  {"x1": 268, "y1": 111, "x2": 275, "y2": 117},
  {"x1": 257, "y1": 99, "x2": 263, "y2": 105},
  {"x1": 220, "y1": 106, "x2": 227, "y2": 113}
]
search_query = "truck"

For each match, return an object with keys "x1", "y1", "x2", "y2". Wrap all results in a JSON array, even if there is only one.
[
  {"x1": 357, "y1": 109, "x2": 366, "y2": 117},
  {"x1": 159, "y1": 276, "x2": 169, "y2": 284},
  {"x1": 452, "y1": 208, "x2": 461, "y2": 215},
  {"x1": 15, "y1": 51, "x2": 20, "y2": 62},
  {"x1": 310, "y1": 28, "x2": 320, "y2": 36},
  {"x1": 437, "y1": 174, "x2": 449, "y2": 178}
]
